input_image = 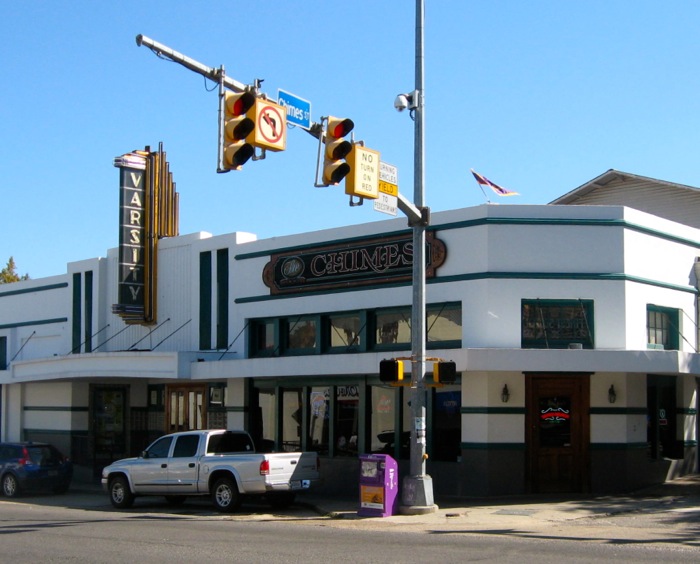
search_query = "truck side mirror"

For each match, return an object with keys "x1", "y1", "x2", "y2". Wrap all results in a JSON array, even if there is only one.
[{"x1": 141, "y1": 450, "x2": 149, "y2": 459}]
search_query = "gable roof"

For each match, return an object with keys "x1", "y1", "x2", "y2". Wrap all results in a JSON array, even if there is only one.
[{"x1": 550, "y1": 169, "x2": 700, "y2": 229}]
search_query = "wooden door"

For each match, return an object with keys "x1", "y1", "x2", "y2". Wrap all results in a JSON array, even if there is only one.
[{"x1": 526, "y1": 374, "x2": 590, "y2": 493}]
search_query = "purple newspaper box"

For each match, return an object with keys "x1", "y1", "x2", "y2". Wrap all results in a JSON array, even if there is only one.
[{"x1": 358, "y1": 454, "x2": 399, "y2": 517}]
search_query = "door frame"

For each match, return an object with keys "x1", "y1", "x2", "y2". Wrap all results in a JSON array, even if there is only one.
[
  {"x1": 525, "y1": 373, "x2": 591, "y2": 493},
  {"x1": 165, "y1": 384, "x2": 207, "y2": 433}
]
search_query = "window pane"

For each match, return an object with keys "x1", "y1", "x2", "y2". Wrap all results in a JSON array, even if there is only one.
[
  {"x1": 335, "y1": 385, "x2": 359, "y2": 456},
  {"x1": 254, "y1": 320, "x2": 276, "y2": 356},
  {"x1": 288, "y1": 317, "x2": 317, "y2": 350},
  {"x1": 376, "y1": 309, "x2": 411, "y2": 345},
  {"x1": 282, "y1": 388, "x2": 303, "y2": 452},
  {"x1": 329, "y1": 314, "x2": 361, "y2": 348},
  {"x1": 256, "y1": 388, "x2": 276, "y2": 452},
  {"x1": 370, "y1": 386, "x2": 397, "y2": 453},
  {"x1": 427, "y1": 305, "x2": 462, "y2": 343},
  {"x1": 522, "y1": 300, "x2": 593, "y2": 349},
  {"x1": 539, "y1": 396, "x2": 571, "y2": 448},
  {"x1": 308, "y1": 387, "x2": 330, "y2": 454}
]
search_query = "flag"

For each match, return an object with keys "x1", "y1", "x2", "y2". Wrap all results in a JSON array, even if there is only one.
[{"x1": 471, "y1": 169, "x2": 519, "y2": 196}]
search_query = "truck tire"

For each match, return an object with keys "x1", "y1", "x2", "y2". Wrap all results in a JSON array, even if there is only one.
[
  {"x1": 211, "y1": 477, "x2": 241, "y2": 512},
  {"x1": 109, "y1": 476, "x2": 135, "y2": 509},
  {"x1": 2, "y1": 473, "x2": 20, "y2": 498}
]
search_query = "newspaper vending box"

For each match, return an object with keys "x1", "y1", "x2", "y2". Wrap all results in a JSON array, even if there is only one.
[{"x1": 358, "y1": 453, "x2": 399, "y2": 517}]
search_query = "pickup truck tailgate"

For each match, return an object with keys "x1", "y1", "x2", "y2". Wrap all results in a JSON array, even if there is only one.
[{"x1": 263, "y1": 452, "x2": 319, "y2": 491}]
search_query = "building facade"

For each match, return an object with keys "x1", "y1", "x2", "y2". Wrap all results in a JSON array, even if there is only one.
[{"x1": 1, "y1": 171, "x2": 699, "y2": 497}]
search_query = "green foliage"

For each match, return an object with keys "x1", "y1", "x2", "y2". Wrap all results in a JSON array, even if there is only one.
[{"x1": 0, "y1": 256, "x2": 30, "y2": 284}]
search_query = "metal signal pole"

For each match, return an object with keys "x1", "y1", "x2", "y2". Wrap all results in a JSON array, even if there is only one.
[{"x1": 399, "y1": 0, "x2": 437, "y2": 515}]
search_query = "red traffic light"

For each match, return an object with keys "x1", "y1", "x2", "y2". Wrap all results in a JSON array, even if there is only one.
[{"x1": 327, "y1": 117, "x2": 354, "y2": 139}]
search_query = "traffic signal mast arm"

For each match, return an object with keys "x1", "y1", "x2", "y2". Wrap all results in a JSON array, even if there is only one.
[{"x1": 136, "y1": 34, "x2": 425, "y2": 221}]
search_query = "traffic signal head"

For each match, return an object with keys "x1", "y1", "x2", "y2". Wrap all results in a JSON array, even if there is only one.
[
  {"x1": 222, "y1": 91, "x2": 256, "y2": 170},
  {"x1": 322, "y1": 116, "x2": 354, "y2": 185},
  {"x1": 379, "y1": 359, "x2": 404, "y2": 383},
  {"x1": 434, "y1": 361, "x2": 457, "y2": 384}
]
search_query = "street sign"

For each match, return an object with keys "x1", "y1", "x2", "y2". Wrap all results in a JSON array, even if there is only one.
[
  {"x1": 278, "y1": 89, "x2": 312, "y2": 130},
  {"x1": 346, "y1": 145, "x2": 380, "y2": 199},
  {"x1": 374, "y1": 162, "x2": 398, "y2": 216},
  {"x1": 250, "y1": 99, "x2": 286, "y2": 152}
]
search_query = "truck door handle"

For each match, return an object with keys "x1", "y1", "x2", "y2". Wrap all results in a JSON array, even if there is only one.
[
  {"x1": 290, "y1": 460, "x2": 297, "y2": 465},
  {"x1": 189, "y1": 463, "x2": 195, "y2": 468},
  {"x1": 161, "y1": 464, "x2": 167, "y2": 468}
]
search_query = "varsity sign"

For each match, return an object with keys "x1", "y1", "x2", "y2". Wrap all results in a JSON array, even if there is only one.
[
  {"x1": 115, "y1": 156, "x2": 147, "y2": 319},
  {"x1": 262, "y1": 232, "x2": 446, "y2": 295}
]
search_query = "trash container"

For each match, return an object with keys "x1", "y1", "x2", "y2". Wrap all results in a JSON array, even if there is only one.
[{"x1": 358, "y1": 453, "x2": 398, "y2": 517}]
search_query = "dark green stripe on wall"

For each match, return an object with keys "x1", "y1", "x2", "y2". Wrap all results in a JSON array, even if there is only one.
[
  {"x1": 72, "y1": 273, "x2": 81, "y2": 354},
  {"x1": 199, "y1": 251, "x2": 212, "y2": 350},
  {"x1": 216, "y1": 249, "x2": 229, "y2": 350}
]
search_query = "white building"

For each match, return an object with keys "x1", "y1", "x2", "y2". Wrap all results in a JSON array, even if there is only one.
[{"x1": 1, "y1": 170, "x2": 698, "y2": 497}]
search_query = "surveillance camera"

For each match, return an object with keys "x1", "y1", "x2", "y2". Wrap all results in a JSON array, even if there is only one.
[{"x1": 394, "y1": 94, "x2": 409, "y2": 112}]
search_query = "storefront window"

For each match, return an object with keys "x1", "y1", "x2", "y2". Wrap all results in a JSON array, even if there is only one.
[
  {"x1": 287, "y1": 316, "x2": 318, "y2": 352},
  {"x1": 376, "y1": 308, "x2": 411, "y2": 346},
  {"x1": 282, "y1": 388, "x2": 303, "y2": 452},
  {"x1": 308, "y1": 387, "x2": 330, "y2": 454},
  {"x1": 370, "y1": 386, "x2": 397, "y2": 454},
  {"x1": 427, "y1": 304, "x2": 462, "y2": 345},
  {"x1": 329, "y1": 313, "x2": 362, "y2": 350},
  {"x1": 335, "y1": 385, "x2": 360, "y2": 456},
  {"x1": 254, "y1": 388, "x2": 276, "y2": 453}
]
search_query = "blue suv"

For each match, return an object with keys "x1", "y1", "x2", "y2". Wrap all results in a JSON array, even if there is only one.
[{"x1": 0, "y1": 442, "x2": 73, "y2": 497}]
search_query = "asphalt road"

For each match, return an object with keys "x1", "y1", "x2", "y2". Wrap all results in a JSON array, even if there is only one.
[{"x1": 1, "y1": 490, "x2": 699, "y2": 563}]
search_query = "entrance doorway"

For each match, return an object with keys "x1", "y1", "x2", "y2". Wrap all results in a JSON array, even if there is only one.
[
  {"x1": 92, "y1": 385, "x2": 128, "y2": 472},
  {"x1": 526, "y1": 374, "x2": 590, "y2": 493},
  {"x1": 166, "y1": 384, "x2": 207, "y2": 432}
]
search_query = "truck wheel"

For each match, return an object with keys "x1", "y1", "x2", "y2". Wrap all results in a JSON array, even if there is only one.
[
  {"x1": 211, "y1": 477, "x2": 241, "y2": 512},
  {"x1": 268, "y1": 492, "x2": 296, "y2": 509},
  {"x1": 109, "y1": 476, "x2": 135, "y2": 509},
  {"x1": 2, "y1": 474, "x2": 20, "y2": 498}
]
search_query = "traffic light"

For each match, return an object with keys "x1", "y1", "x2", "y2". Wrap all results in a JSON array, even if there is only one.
[
  {"x1": 434, "y1": 361, "x2": 457, "y2": 384},
  {"x1": 222, "y1": 91, "x2": 256, "y2": 171},
  {"x1": 379, "y1": 359, "x2": 404, "y2": 383},
  {"x1": 322, "y1": 116, "x2": 354, "y2": 185}
]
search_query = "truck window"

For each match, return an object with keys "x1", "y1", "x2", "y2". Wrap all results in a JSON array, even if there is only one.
[
  {"x1": 146, "y1": 436, "x2": 173, "y2": 458},
  {"x1": 207, "y1": 432, "x2": 254, "y2": 454},
  {"x1": 172, "y1": 435, "x2": 200, "y2": 457}
]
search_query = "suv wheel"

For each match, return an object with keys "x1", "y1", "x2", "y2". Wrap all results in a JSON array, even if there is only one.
[{"x1": 2, "y1": 474, "x2": 20, "y2": 497}]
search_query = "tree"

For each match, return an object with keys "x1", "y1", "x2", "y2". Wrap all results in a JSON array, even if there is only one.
[{"x1": 0, "y1": 257, "x2": 30, "y2": 284}]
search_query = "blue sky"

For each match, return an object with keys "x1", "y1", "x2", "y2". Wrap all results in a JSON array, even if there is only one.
[{"x1": 3, "y1": 1, "x2": 700, "y2": 279}]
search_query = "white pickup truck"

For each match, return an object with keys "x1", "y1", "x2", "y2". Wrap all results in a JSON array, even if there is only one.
[{"x1": 101, "y1": 430, "x2": 319, "y2": 512}]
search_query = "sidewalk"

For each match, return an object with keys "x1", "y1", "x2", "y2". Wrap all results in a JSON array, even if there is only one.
[
  {"x1": 296, "y1": 474, "x2": 700, "y2": 527},
  {"x1": 73, "y1": 474, "x2": 700, "y2": 528}
]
